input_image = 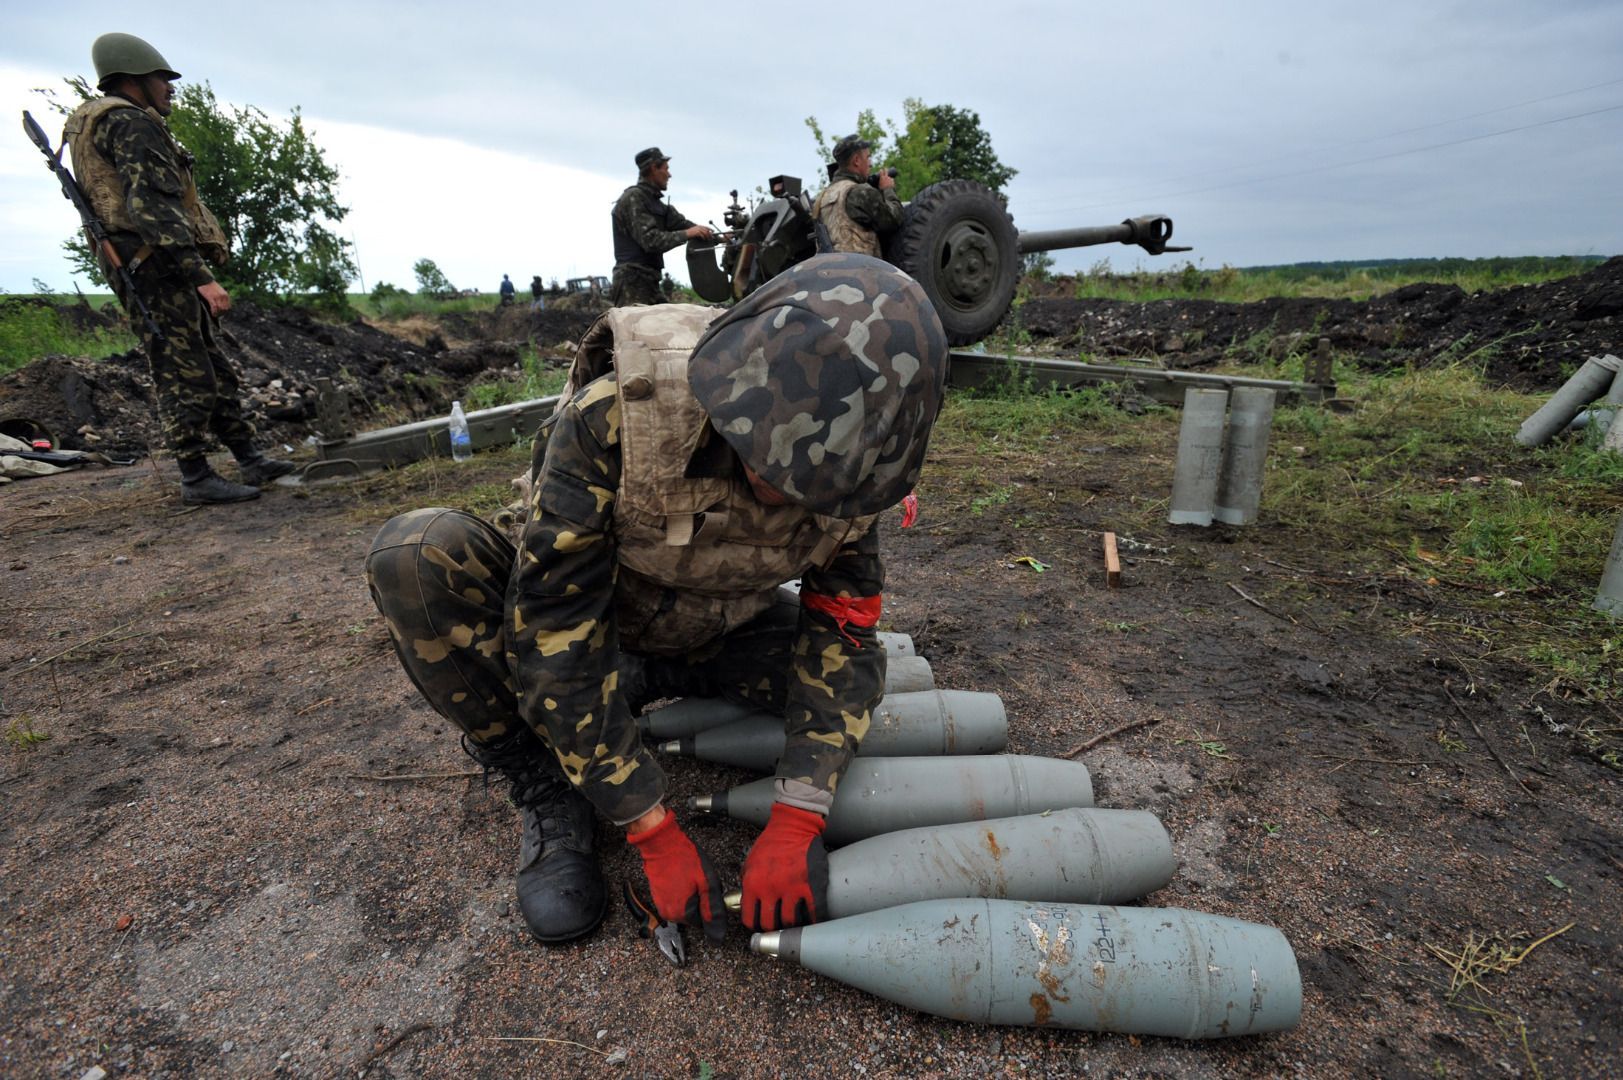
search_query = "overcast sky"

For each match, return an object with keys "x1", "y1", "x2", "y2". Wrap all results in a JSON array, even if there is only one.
[{"x1": 3, "y1": 1, "x2": 1620, "y2": 294}]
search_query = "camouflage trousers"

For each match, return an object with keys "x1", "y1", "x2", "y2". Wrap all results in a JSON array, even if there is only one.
[
  {"x1": 118, "y1": 264, "x2": 257, "y2": 462},
  {"x1": 366, "y1": 507, "x2": 838, "y2": 821},
  {"x1": 610, "y1": 264, "x2": 665, "y2": 307}
]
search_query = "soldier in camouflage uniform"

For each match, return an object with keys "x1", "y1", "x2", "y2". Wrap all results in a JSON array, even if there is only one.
[
  {"x1": 366, "y1": 254, "x2": 948, "y2": 945},
  {"x1": 610, "y1": 147, "x2": 713, "y2": 307},
  {"x1": 813, "y1": 135, "x2": 904, "y2": 258},
  {"x1": 64, "y1": 33, "x2": 294, "y2": 505}
]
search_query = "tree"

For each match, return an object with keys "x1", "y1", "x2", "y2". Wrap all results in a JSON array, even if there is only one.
[
  {"x1": 48, "y1": 77, "x2": 355, "y2": 306},
  {"x1": 413, "y1": 259, "x2": 455, "y2": 298},
  {"x1": 805, "y1": 100, "x2": 1017, "y2": 201},
  {"x1": 897, "y1": 104, "x2": 1017, "y2": 195}
]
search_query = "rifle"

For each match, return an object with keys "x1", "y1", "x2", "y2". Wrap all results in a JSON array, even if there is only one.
[{"x1": 21, "y1": 109, "x2": 165, "y2": 342}]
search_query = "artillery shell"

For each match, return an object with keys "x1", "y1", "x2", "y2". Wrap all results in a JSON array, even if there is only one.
[
  {"x1": 688, "y1": 755, "x2": 1094, "y2": 846},
  {"x1": 659, "y1": 690, "x2": 1007, "y2": 771},
  {"x1": 724, "y1": 807, "x2": 1173, "y2": 916},
  {"x1": 753, "y1": 899, "x2": 1302, "y2": 1038}
]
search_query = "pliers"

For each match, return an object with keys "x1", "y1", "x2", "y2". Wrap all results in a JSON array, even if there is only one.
[{"x1": 622, "y1": 881, "x2": 686, "y2": 967}]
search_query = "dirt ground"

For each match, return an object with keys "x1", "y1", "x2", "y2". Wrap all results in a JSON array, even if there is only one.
[{"x1": 2, "y1": 278, "x2": 1620, "y2": 1079}]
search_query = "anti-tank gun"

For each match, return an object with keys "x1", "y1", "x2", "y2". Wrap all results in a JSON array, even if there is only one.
[{"x1": 687, "y1": 175, "x2": 1190, "y2": 345}]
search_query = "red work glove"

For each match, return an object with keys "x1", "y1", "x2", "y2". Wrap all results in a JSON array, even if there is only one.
[
  {"x1": 740, "y1": 802, "x2": 830, "y2": 932},
  {"x1": 626, "y1": 812, "x2": 726, "y2": 943}
]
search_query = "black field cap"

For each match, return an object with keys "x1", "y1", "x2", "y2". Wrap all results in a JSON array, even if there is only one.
[
  {"x1": 832, "y1": 134, "x2": 872, "y2": 162},
  {"x1": 635, "y1": 146, "x2": 671, "y2": 169}
]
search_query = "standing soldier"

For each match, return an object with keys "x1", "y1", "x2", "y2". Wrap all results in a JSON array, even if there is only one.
[
  {"x1": 813, "y1": 135, "x2": 904, "y2": 257},
  {"x1": 610, "y1": 147, "x2": 712, "y2": 307},
  {"x1": 365, "y1": 255, "x2": 948, "y2": 945},
  {"x1": 63, "y1": 33, "x2": 294, "y2": 504}
]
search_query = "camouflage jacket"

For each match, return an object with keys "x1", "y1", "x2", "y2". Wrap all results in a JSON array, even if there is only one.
[
  {"x1": 823, "y1": 168, "x2": 903, "y2": 236},
  {"x1": 64, "y1": 94, "x2": 226, "y2": 288},
  {"x1": 611, "y1": 181, "x2": 697, "y2": 271},
  {"x1": 506, "y1": 372, "x2": 886, "y2": 825}
]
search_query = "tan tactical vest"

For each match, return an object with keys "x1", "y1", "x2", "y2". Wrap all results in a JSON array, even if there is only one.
[
  {"x1": 63, "y1": 96, "x2": 231, "y2": 266},
  {"x1": 812, "y1": 179, "x2": 880, "y2": 258},
  {"x1": 557, "y1": 304, "x2": 877, "y2": 654}
]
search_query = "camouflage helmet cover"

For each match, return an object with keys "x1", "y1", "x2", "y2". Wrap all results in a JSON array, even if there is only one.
[
  {"x1": 687, "y1": 253, "x2": 949, "y2": 517},
  {"x1": 92, "y1": 33, "x2": 180, "y2": 89},
  {"x1": 832, "y1": 134, "x2": 872, "y2": 163}
]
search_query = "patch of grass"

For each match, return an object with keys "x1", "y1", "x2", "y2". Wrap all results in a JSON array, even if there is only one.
[
  {"x1": 0, "y1": 300, "x2": 136, "y2": 373},
  {"x1": 969, "y1": 486, "x2": 1012, "y2": 515},
  {"x1": 338, "y1": 444, "x2": 534, "y2": 525},
  {"x1": 5, "y1": 716, "x2": 50, "y2": 751},
  {"x1": 1436, "y1": 729, "x2": 1468, "y2": 753},
  {"x1": 1174, "y1": 737, "x2": 1233, "y2": 759},
  {"x1": 350, "y1": 292, "x2": 508, "y2": 319},
  {"x1": 1524, "y1": 638, "x2": 1623, "y2": 702},
  {"x1": 937, "y1": 377, "x2": 1143, "y2": 452},
  {"x1": 1263, "y1": 361, "x2": 1621, "y2": 592},
  {"x1": 464, "y1": 346, "x2": 569, "y2": 410},
  {"x1": 1067, "y1": 255, "x2": 1600, "y2": 303}
]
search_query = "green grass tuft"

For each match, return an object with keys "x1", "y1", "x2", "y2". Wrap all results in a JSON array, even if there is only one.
[
  {"x1": 0, "y1": 301, "x2": 136, "y2": 373},
  {"x1": 464, "y1": 347, "x2": 569, "y2": 410}
]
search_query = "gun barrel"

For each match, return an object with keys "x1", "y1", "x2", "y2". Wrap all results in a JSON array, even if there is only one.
[{"x1": 1017, "y1": 215, "x2": 1189, "y2": 257}]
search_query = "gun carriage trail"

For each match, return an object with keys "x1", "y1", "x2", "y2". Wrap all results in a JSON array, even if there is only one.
[{"x1": 2, "y1": 263, "x2": 1620, "y2": 1077}]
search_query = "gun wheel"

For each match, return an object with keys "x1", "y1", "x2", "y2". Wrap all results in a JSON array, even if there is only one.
[{"x1": 884, "y1": 179, "x2": 1019, "y2": 346}]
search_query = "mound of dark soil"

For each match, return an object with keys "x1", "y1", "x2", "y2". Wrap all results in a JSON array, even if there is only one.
[
  {"x1": 0, "y1": 301, "x2": 598, "y2": 455},
  {"x1": 1017, "y1": 256, "x2": 1623, "y2": 389},
  {"x1": 439, "y1": 302, "x2": 602, "y2": 346}
]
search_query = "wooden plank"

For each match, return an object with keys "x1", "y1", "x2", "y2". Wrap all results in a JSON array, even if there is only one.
[{"x1": 1103, "y1": 532, "x2": 1122, "y2": 588}]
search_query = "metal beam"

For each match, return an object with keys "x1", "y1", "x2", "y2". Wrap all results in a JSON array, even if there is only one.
[
  {"x1": 947, "y1": 350, "x2": 1334, "y2": 405},
  {"x1": 286, "y1": 395, "x2": 560, "y2": 484}
]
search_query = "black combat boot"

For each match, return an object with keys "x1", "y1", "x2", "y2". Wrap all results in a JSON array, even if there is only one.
[
  {"x1": 178, "y1": 456, "x2": 260, "y2": 505},
  {"x1": 465, "y1": 730, "x2": 607, "y2": 943},
  {"x1": 228, "y1": 442, "x2": 298, "y2": 486}
]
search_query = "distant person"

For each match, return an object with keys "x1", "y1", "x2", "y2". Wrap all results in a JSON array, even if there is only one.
[
  {"x1": 530, "y1": 275, "x2": 545, "y2": 310},
  {"x1": 499, "y1": 273, "x2": 516, "y2": 306},
  {"x1": 63, "y1": 33, "x2": 294, "y2": 504},
  {"x1": 610, "y1": 147, "x2": 712, "y2": 307},
  {"x1": 813, "y1": 135, "x2": 903, "y2": 258}
]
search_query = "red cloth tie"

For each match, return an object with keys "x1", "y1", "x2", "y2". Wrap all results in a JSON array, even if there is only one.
[{"x1": 801, "y1": 591, "x2": 882, "y2": 647}]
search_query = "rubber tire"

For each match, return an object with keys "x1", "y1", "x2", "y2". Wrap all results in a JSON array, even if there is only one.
[{"x1": 884, "y1": 179, "x2": 1019, "y2": 346}]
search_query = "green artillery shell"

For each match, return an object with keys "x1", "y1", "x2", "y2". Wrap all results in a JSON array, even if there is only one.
[
  {"x1": 660, "y1": 690, "x2": 1008, "y2": 771},
  {"x1": 822, "y1": 809, "x2": 1173, "y2": 917},
  {"x1": 688, "y1": 755, "x2": 1094, "y2": 845},
  {"x1": 638, "y1": 656, "x2": 940, "y2": 740},
  {"x1": 752, "y1": 899, "x2": 1302, "y2": 1038}
]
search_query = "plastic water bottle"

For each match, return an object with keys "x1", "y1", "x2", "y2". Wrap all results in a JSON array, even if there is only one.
[{"x1": 448, "y1": 400, "x2": 472, "y2": 462}]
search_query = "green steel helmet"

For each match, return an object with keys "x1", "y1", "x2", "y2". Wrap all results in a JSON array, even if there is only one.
[
  {"x1": 92, "y1": 33, "x2": 180, "y2": 90},
  {"x1": 687, "y1": 253, "x2": 949, "y2": 518}
]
